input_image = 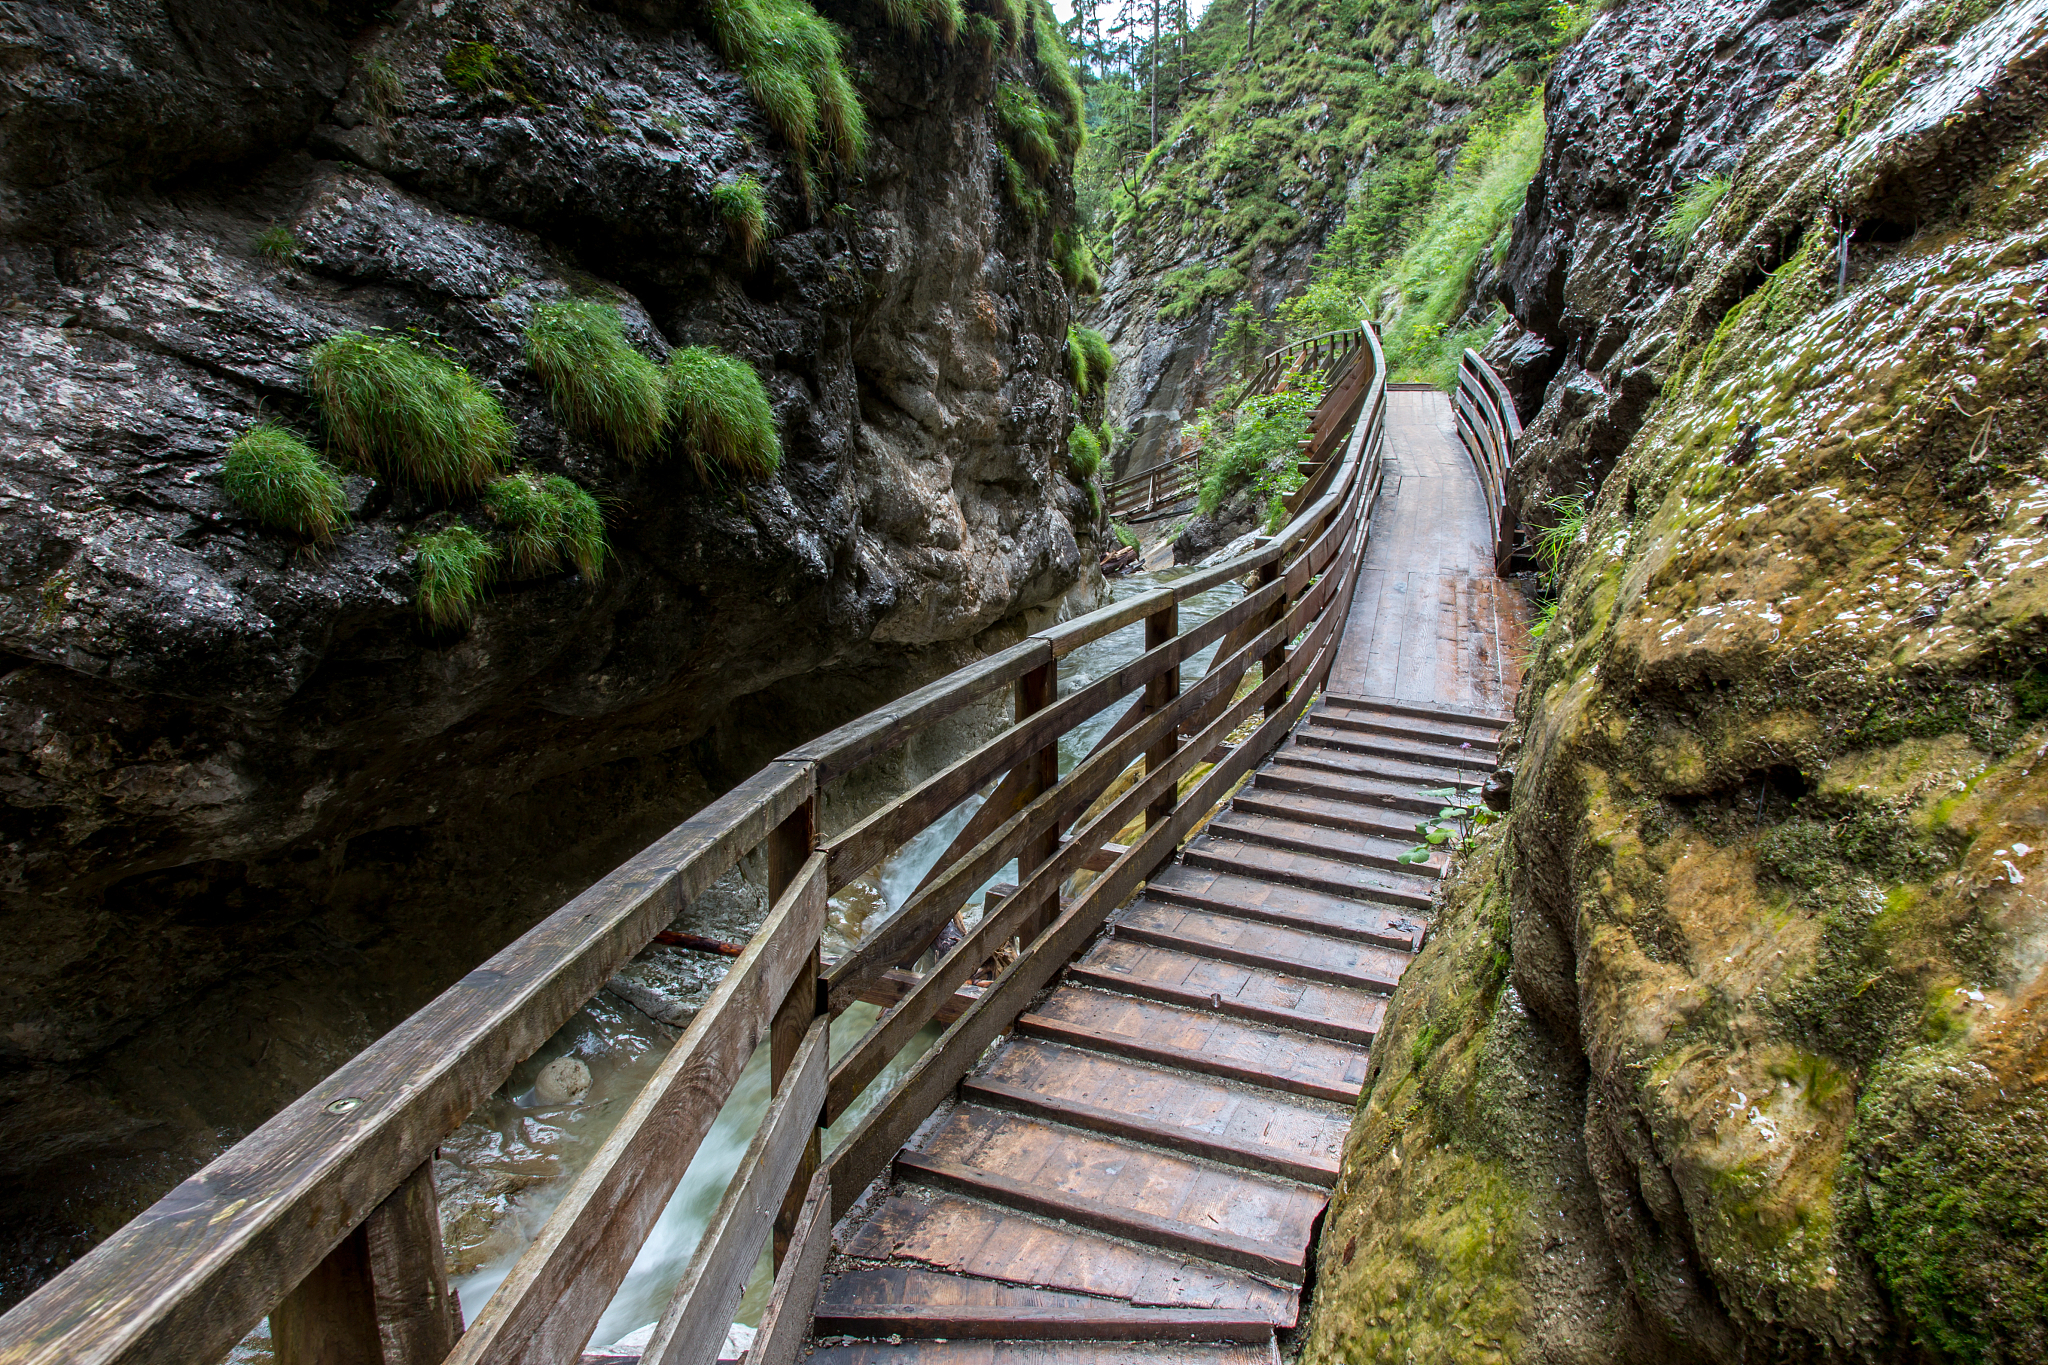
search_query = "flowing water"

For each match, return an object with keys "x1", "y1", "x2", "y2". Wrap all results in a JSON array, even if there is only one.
[{"x1": 229, "y1": 564, "x2": 1244, "y2": 1361}]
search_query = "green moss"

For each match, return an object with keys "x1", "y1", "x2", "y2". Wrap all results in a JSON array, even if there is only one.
[
  {"x1": 483, "y1": 471, "x2": 609, "y2": 579},
  {"x1": 442, "y1": 43, "x2": 539, "y2": 106},
  {"x1": 253, "y1": 225, "x2": 297, "y2": 263},
  {"x1": 522, "y1": 299, "x2": 668, "y2": 459},
  {"x1": 1067, "y1": 424, "x2": 1102, "y2": 479},
  {"x1": 1066, "y1": 325, "x2": 1114, "y2": 395},
  {"x1": 307, "y1": 331, "x2": 514, "y2": 499},
  {"x1": 712, "y1": 174, "x2": 772, "y2": 266},
  {"x1": 223, "y1": 423, "x2": 348, "y2": 543},
  {"x1": 415, "y1": 524, "x2": 497, "y2": 628},
  {"x1": 701, "y1": 0, "x2": 867, "y2": 173},
  {"x1": 664, "y1": 346, "x2": 782, "y2": 479}
]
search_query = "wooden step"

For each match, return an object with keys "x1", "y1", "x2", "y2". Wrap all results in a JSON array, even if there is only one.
[
  {"x1": 1230, "y1": 787, "x2": 1421, "y2": 843},
  {"x1": 1145, "y1": 863, "x2": 1429, "y2": 946},
  {"x1": 965, "y1": 1036, "x2": 1348, "y2": 1185},
  {"x1": 897, "y1": 1107, "x2": 1325, "y2": 1283},
  {"x1": 1251, "y1": 761, "x2": 1447, "y2": 816},
  {"x1": 1203, "y1": 812, "x2": 1434, "y2": 878},
  {"x1": 1310, "y1": 704, "x2": 1506, "y2": 750},
  {"x1": 806, "y1": 1341, "x2": 1281, "y2": 1365},
  {"x1": 816, "y1": 1268, "x2": 1277, "y2": 1342},
  {"x1": 1293, "y1": 722, "x2": 1496, "y2": 774},
  {"x1": 1268, "y1": 743, "x2": 1482, "y2": 789},
  {"x1": 1067, "y1": 937, "x2": 1385, "y2": 1044},
  {"x1": 1181, "y1": 837, "x2": 1437, "y2": 910},
  {"x1": 1018, "y1": 988, "x2": 1370, "y2": 1105},
  {"x1": 839, "y1": 1192, "x2": 1300, "y2": 1325},
  {"x1": 1320, "y1": 691, "x2": 1509, "y2": 729},
  {"x1": 1112, "y1": 902, "x2": 1408, "y2": 996}
]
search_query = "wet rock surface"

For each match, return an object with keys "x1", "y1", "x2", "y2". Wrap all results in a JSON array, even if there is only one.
[
  {"x1": 0, "y1": 0, "x2": 1091, "y2": 1298},
  {"x1": 1310, "y1": 0, "x2": 2048, "y2": 1359}
]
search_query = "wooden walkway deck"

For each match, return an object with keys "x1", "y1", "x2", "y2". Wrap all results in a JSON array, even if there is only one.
[{"x1": 802, "y1": 390, "x2": 1527, "y2": 1365}]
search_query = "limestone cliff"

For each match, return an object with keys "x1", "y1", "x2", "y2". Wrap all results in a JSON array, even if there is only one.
[
  {"x1": 0, "y1": 0, "x2": 1091, "y2": 1299},
  {"x1": 1305, "y1": 0, "x2": 2048, "y2": 1360}
]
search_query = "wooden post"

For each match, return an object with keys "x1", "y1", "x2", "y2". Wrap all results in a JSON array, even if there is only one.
[
  {"x1": 274, "y1": 1162, "x2": 461, "y2": 1365},
  {"x1": 1257, "y1": 561, "x2": 1288, "y2": 721},
  {"x1": 767, "y1": 795, "x2": 820, "y2": 1268},
  {"x1": 1143, "y1": 603, "x2": 1180, "y2": 834},
  {"x1": 1015, "y1": 659, "x2": 1060, "y2": 944}
]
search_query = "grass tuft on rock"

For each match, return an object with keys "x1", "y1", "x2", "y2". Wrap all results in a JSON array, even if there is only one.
[
  {"x1": 484, "y1": 471, "x2": 609, "y2": 579},
  {"x1": 711, "y1": 174, "x2": 772, "y2": 265},
  {"x1": 253, "y1": 225, "x2": 297, "y2": 263},
  {"x1": 522, "y1": 298, "x2": 668, "y2": 458},
  {"x1": 1067, "y1": 324, "x2": 1114, "y2": 394},
  {"x1": 223, "y1": 423, "x2": 347, "y2": 543},
  {"x1": 702, "y1": 0, "x2": 867, "y2": 173},
  {"x1": 877, "y1": 0, "x2": 963, "y2": 42},
  {"x1": 415, "y1": 524, "x2": 497, "y2": 628},
  {"x1": 665, "y1": 346, "x2": 782, "y2": 479},
  {"x1": 307, "y1": 331, "x2": 514, "y2": 499},
  {"x1": 995, "y1": 82, "x2": 1058, "y2": 176},
  {"x1": 1658, "y1": 174, "x2": 1731, "y2": 251},
  {"x1": 442, "y1": 42, "x2": 539, "y2": 105},
  {"x1": 1068, "y1": 425, "x2": 1103, "y2": 482},
  {"x1": 964, "y1": 12, "x2": 1002, "y2": 56}
]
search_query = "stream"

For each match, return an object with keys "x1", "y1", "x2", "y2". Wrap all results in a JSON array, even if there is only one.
[{"x1": 229, "y1": 563, "x2": 1244, "y2": 1361}]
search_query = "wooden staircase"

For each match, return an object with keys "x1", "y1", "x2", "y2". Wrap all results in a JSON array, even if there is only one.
[{"x1": 806, "y1": 694, "x2": 1506, "y2": 1362}]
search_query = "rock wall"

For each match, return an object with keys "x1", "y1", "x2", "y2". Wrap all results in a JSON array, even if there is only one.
[
  {"x1": 0, "y1": 0, "x2": 1092, "y2": 1299},
  {"x1": 1306, "y1": 0, "x2": 2048, "y2": 1359}
]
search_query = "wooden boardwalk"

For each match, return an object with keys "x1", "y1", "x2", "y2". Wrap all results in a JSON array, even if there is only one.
[{"x1": 804, "y1": 389, "x2": 1526, "y2": 1365}]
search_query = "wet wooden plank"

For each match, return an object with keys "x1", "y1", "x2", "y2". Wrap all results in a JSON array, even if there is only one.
[
  {"x1": 1291, "y1": 722, "x2": 1496, "y2": 774},
  {"x1": 1144, "y1": 863, "x2": 1429, "y2": 944},
  {"x1": 1319, "y1": 691, "x2": 1509, "y2": 729},
  {"x1": 804, "y1": 1341, "x2": 1280, "y2": 1365},
  {"x1": 1308, "y1": 705, "x2": 1503, "y2": 750},
  {"x1": 897, "y1": 1108, "x2": 1324, "y2": 1283},
  {"x1": 1066, "y1": 939, "x2": 1386, "y2": 1045},
  {"x1": 1180, "y1": 838, "x2": 1439, "y2": 907},
  {"x1": 837, "y1": 1195, "x2": 1298, "y2": 1323},
  {"x1": 1250, "y1": 762, "x2": 1454, "y2": 818},
  {"x1": 1229, "y1": 788, "x2": 1430, "y2": 843},
  {"x1": 1201, "y1": 812, "x2": 1427, "y2": 877},
  {"x1": 791, "y1": 642, "x2": 1049, "y2": 781},
  {"x1": 751, "y1": 1171, "x2": 831, "y2": 1365},
  {"x1": 1262, "y1": 744, "x2": 1479, "y2": 790},
  {"x1": 1110, "y1": 904, "x2": 1408, "y2": 996},
  {"x1": 815, "y1": 1270, "x2": 1275, "y2": 1341},
  {"x1": 964, "y1": 1037, "x2": 1347, "y2": 1185}
]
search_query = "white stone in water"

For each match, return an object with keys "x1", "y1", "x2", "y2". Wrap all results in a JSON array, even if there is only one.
[{"x1": 533, "y1": 1056, "x2": 592, "y2": 1105}]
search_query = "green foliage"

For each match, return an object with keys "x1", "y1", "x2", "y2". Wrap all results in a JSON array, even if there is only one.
[
  {"x1": 1194, "y1": 381, "x2": 1320, "y2": 514},
  {"x1": 1029, "y1": 0, "x2": 1084, "y2": 128},
  {"x1": 1212, "y1": 302, "x2": 1272, "y2": 380},
  {"x1": 1067, "y1": 424, "x2": 1102, "y2": 479},
  {"x1": 358, "y1": 56, "x2": 403, "y2": 119},
  {"x1": 1532, "y1": 490, "x2": 1587, "y2": 581},
  {"x1": 223, "y1": 423, "x2": 347, "y2": 543},
  {"x1": 712, "y1": 174, "x2": 772, "y2": 266},
  {"x1": 415, "y1": 525, "x2": 497, "y2": 628},
  {"x1": 996, "y1": 82, "x2": 1060, "y2": 175},
  {"x1": 701, "y1": 0, "x2": 867, "y2": 173},
  {"x1": 253, "y1": 225, "x2": 297, "y2": 263},
  {"x1": 307, "y1": 331, "x2": 514, "y2": 499},
  {"x1": 1052, "y1": 230, "x2": 1100, "y2": 293},
  {"x1": 664, "y1": 346, "x2": 782, "y2": 479},
  {"x1": 522, "y1": 299, "x2": 668, "y2": 459},
  {"x1": 483, "y1": 471, "x2": 609, "y2": 579},
  {"x1": 965, "y1": 12, "x2": 1003, "y2": 56},
  {"x1": 877, "y1": 0, "x2": 963, "y2": 42},
  {"x1": 442, "y1": 43, "x2": 539, "y2": 105},
  {"x1": 1657, "y1": 174, "x2": 1731, "y2": 252},
  {"x1": 1112, "y1": 521, "x2": 1140, "y2": 550},
  {"x1": 997, "y1": 147, "x2": 1049, "y2": 218},
  {"x1": 1066, "y1": 325, "x2": 1115, "y2": 394}
]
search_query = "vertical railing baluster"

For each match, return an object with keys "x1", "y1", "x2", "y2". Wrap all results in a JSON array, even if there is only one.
[
  {"x1": 768, "y1": 792, "x2": 820, "y2": 1268},
  {"x1": 1257, "y1": 561, "x2": 1289, "y2": 721},
  {"x1": 273, "y1": 1161, "x2": 460, "y2": 1365},
  {"x1": 1143, "y1": 603, "x2": 1180, "y2": 844},
  {"x1": 1015, "y1": 660, "x2": 1060, "y2": 944}
]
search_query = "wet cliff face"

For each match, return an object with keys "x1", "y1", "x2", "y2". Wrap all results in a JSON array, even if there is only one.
[
  {"x1": 0, "y1": 0, "x2": 1090, "y2": 1297},
  {"x1": 1308, "y1": 0, "x2": 2048, "y2": 1360}
]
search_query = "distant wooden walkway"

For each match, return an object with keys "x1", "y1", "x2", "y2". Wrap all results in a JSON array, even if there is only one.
[{"x1": 804, "y1": 389, "x2": 1526, "y2": 1365}]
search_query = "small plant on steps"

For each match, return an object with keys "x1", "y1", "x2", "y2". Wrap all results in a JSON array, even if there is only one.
[{"x1": 1398, "y1": 785, "x2": 1497, "y2": 865}]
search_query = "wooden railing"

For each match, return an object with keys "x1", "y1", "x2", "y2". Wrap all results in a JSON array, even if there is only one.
[
  {"x1": 1102, "y1": 448, "x2": 1199, "y2": 521},
  {"x1": 0, "y1": 329, "x2": 1388, "y2": 1365},
  {"x1": 1245, "y1": 322, "x2": 1371, "y2": 398},
  {"x1": 1452, "y1": 347, "x2": 1522, "y2": 573}
]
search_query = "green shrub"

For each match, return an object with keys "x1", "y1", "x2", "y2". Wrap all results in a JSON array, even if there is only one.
[
  {"x1": 1028, "y1": 0, "x2": 1083, "y2": 130},
  {"x1": 415, "y1": 525, "x2": 497, "y2": 628},
  {"x1": 1068, "y1": 424, "x2": 1102, "y2": 479},
  {"x1": 307, "y1": 332, "x2": 514, "y2": 499},
  {"x1": 1066, "y1": 325, "x2": 1114, "y2": 394},
  {"x1": 1195, "y1": 383, "x2": 1321, "y2": 514},
  {"x1": 1112, "y1": 521, "x2": 1140, "y2": 550},
  {"x1": 253, "y1": 226, "x2": 296, "y2": 263},
  {"x1": 1532, "y1": 491, "x2": 1587, "y2": 582},
  {"x1": 483, "y1": 471, "x2": 609, "y2": 578},
  {"x1": 665, "y1": 346, "x2": 782, "y2": 478},
  {"x1": 711, "y1": 174, "x2": 772, "y2": 265},
  {"x1": 523, "y1": 299, "x2": 668, "y2": 459},
  {"x1": 1085, "y1": 478, "x2": 1102, "y2": 520},
  {"x1": 702, "y1": 0, "x2": 867, "y2": 171},
  {"x1": 1658, "y1": 174, "x2": 1731, "y2": 251},
  {"x1": 989, "y1": 0, "x2": 1024, "y2": 46},
  {"x1": 223, "y1": 424, "x2": 348, "y2": 543}
]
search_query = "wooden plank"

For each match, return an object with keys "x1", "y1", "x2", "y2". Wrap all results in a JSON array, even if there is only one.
[
  {"x1": 1253, "y1": 758, "x2": 1458, "y2": 813},
  {"x1": 750, "y1": 1171, "x2": 831, "y2": 1365},
  {"x1": 1017, "y1": 990, "x2": 1368, "y2": 1104},
  {"x1": 805, "y1": 1342, "x2": 1281, "y2": 1365},
  {"x1": 1318, "y1": 690, "x2": 1509, "y2": 728},
  {"x1": 641, "y1": 1016, "x2": 830, "y2": 1365},
  {"x1": 1308, "y1": 707, "x2": 1503, "y2": 750},
  {"x1": 363, "y1": 1162, "x2": 462, "y2": 1365},
  {"x1": 963, "y1": 1037, "x2": 1346, "y2": 1184},
  {"x1": 448, "y1": 853, "x2": 829, "y2": 1365},
  {"x1": 1201, "y1": 812, "x2": 1432, "y2": 876},
  {"x1": 270, "y1": 1227, "x2": 376, "y2": 1365},
  {"x1": 1111, "y1": 904, "x2": 1408, "y2": 995},
  {"x1": 0, "y1": 759, "x2": 815, "y2": 1365},
  {"x1": 1228, "y1": 787, "x2": 1426, "y2": 843},
  {"x1": 1264, "y1": 744, "x2": 1482, "y2": 789},
  {"x1": 1067, "y1": 939, "x2": 1385, "y2": 1045},
  {"x1": 1291, "y1": 724, "x2": 1494, "y2": 773},
  {"x1": 1181, "y1": 838, "x2": 1437, "y2": 908},
  {"x1": 815, "y1": 1303, "x2": 1274, "y2": 1343},
  {"x1": 852, "y1": 969, "x2": 982, "y2": 1025},
  {"x1": 1146, "y1": 860, "x2": 1430, "y2": 938},
  {"x1": 837, "y1": 1195, "x2": 1298, "y2": 1323},
  {"x1": 789, "y1": 642, "x2": 1049, "y2": 781}
]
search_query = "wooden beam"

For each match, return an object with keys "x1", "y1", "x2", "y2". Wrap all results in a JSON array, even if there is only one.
[{"x1": 748, "y1": 1171, "x2": 831, "y2": 1365}]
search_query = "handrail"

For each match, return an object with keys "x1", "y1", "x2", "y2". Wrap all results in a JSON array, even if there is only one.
[
  {"x1": 1102, "y1": 447, "x2": 1199, "y2": 521},
  {"x1": 1453, "y1": 347, "x2": 1522, "y2": 574},
  {"x1": 0, "y1": 329, "x2": 1388, "y2": 1365},
  {"x1": 1246, "y1": 321, "x2": 1370, "y2": 397}
]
